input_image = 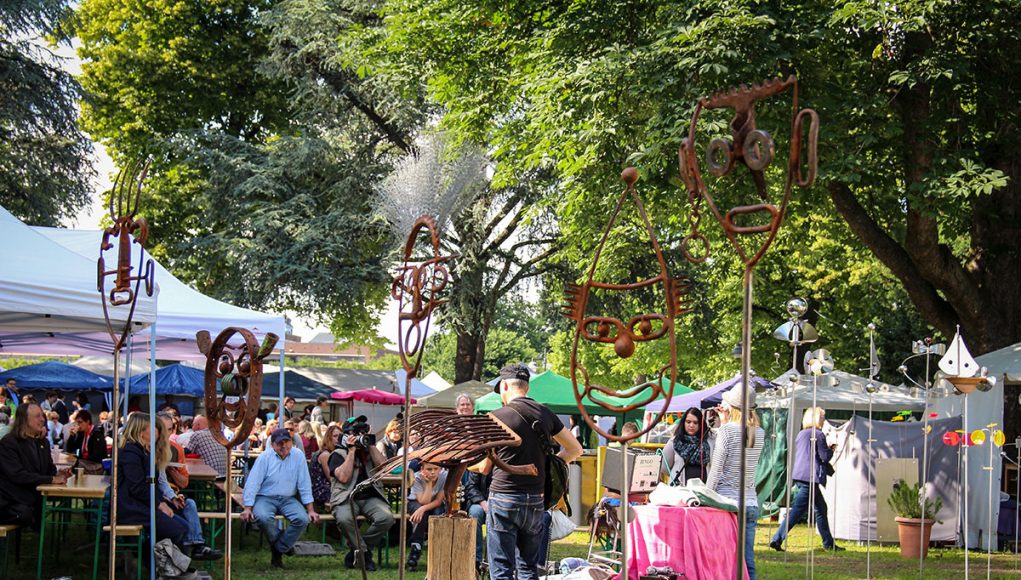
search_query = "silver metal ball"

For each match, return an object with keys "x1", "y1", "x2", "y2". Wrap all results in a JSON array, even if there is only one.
[
  {"x1": 867, "y1": 323, "x2": 876, "y2": 331},
  {"x1": 786, "y1": 298, "x2": 808, "y2": 318},
  {"x1": 866, "y1": 382, "x2": 877, "y2": 394}
]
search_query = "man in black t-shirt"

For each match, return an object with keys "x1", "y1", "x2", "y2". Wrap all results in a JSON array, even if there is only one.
[{"x1": 482, "y1": 364, "x2": 582, "y2": 580}]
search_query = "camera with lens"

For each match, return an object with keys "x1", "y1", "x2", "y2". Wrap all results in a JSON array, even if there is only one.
[{"x1": 343, "y1": 416, "x2": 376, "y2": 449}]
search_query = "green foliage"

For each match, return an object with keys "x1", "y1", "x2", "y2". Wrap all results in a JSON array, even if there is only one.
[
  {"x1": 886, "y1": 479, "x2": 943, "y2": 521},
  {"x1": 1, "y1": 0, "x2": 94, "y2": 225},
  {"x1": 422, "y1": 327, "x2": 537, "y2": 384},
  {"x1": 288, "y1": 354, "x2": 401, "y2": 371}
]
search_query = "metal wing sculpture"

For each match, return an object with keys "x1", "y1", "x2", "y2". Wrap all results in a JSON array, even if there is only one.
[{"x1": 369, "y1": 410, "x2": 537, "y2": 514}]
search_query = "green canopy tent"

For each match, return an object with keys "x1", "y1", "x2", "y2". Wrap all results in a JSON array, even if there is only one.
[{"x1": 475, "y1": 370, "x2": 692, "y2": 426}]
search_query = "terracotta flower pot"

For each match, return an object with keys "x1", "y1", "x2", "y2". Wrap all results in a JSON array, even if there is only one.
[{"x1": 894, "y1": 516, "x2": 935, "y2": 559}]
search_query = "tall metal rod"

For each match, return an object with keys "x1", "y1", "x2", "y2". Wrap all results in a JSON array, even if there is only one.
[
  {"x1": 398, "y1": 375, "x2": 412, "y2": 580},
  {"x1": 867, "y1": 391, "x2": 874, "y2": 579},
  {"x1": 109, "y1": 347, "x2": 121, "y2": 580},
  {"x1": 621, "y1": 439, "x2": 631, "y2": 580},
  {"x1": 964, "y1": 394, "x2": 970, "y2": 580},
  {"x1": 986, "y1": 433, "x2": 994, "y2": 580},
  {"x1": 148, "y1": 326, "x2": 157, "y2": 579},
  {"x1": 781, "y1": 324, "x2": 802, "y2": 560},
  {"x1": 1014, "y1": 441, "x2": 1019, "y2": 573},
  {"x1": 224, "y1": 452, "x2": 233, "y2": 580},
  {"x1": 735, "y1": 266, "x2": 753, "y2": 580},
  {"x1": 920, "y1": 352, "x2": 933, "y2": 575},
  {"x1": 806, "y1": 372, "x2": 819, "y2": 578}
]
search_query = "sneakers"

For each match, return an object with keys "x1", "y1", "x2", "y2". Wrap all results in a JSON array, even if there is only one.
[
  {"x1": 364, "y1": 551, "x2": 377, "y2": 572},
  {"x1": 825, "y1": 544, "x2": 846, "y2": 551},
  {"x1": 768, "y1": 539, "x2": 785, "y2": 552},
  {"x1": 270, "y1": 547, "x2": 283, "y2": 569},
  {"x1": 406, "y1": 544, "x2": 422, "y2": 571},
  {"x1": 190, "y1": 545, "x2": 224, "y2": 561}
]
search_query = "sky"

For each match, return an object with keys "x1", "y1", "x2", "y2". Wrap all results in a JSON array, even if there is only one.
[{"x1": 49, "y1": 37, "x2": 400, "y2": 346}]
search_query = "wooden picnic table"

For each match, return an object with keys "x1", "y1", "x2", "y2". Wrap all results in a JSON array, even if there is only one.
[
  {"x1": 36, "y1": 474, "x2": 110, "y2": 580},
  {"x1": 185, "y1": 458, "x2": 219, "y2": 482}
]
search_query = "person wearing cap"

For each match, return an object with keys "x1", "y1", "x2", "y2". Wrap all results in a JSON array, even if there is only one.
[
  {"x1": 769, "y1": 407, "x2": 842, "y2": 552},
  {"x1": 240, "y1": 428, "x2": 320, "y2": 568},
  {"x1": 705, "y1": 387, "x2": 766, "y2": 580},
  {"x1": 476, "y1": 363, "x2": 583, "y2": 580},
  {"x1": 328, "y1": 415, "x2": 393, "y2": 571}
]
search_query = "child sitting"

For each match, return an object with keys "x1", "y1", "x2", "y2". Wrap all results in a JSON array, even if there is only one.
[{"x1": 406, "y1": 461, "x2": 448, "y2": 571}]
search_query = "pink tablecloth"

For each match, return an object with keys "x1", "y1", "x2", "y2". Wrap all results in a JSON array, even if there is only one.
[{"x1": 619, "y1": 504, "x2": 744, "y2": 580}]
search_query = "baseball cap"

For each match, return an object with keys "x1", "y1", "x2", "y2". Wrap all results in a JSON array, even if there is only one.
[
  {"x1": 494, "y1": 363, "x2": 531, "y2": 393},
  {"x1": 269, "y1": 428, "x2": 292, "y2": 445}
]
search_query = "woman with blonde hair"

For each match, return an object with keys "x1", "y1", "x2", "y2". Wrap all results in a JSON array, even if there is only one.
[
  {"x1": 705, "y1": 389, "x2": 765, "y2": 580},
  {"x1": 376, "y1": 418, "x2": 402, "y2": 460},
  {"x1": 118, "y1": 412, "x2": 189, "y2": 548},
  {"x1": 769, "y1": 406, "x2": 841, "y2": 552},
  {"x1": 298, "y1": 420, "x2": 319, "y2": 460}
]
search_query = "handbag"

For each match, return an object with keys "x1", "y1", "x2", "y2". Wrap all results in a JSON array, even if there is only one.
[{"x1": 548, "y1": 508, "x2": 576, "y2": 541}]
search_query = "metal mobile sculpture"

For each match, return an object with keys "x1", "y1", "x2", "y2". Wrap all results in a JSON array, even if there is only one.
[
  {"x1": 678, "y1": 75, "x2": 818, "y2": 580},
  {"x1": 391, "y1": 215, "x2": 450, "y2": 579},
  {"x1": 197, "y1": 326, "x2": 279, "y2": 580},
  {"x1": 97, "y1": 160, "x2": 155, "y2": 579}
]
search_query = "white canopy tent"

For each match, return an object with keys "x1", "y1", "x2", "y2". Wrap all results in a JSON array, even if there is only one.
[
  {"x1": 0, "y1": 206, "x2": 158, "y2": 340},
  {"x1": 769, "y1": 368, "x2": 925, "y2": 414},
  {"x1": 929, "y1": 341, "x2": 1020, "y2": 550}
]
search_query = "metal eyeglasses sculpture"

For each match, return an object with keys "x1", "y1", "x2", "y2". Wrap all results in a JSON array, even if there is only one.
[
  {"x1": 197, "y1": 327, "x2": 279, "y2": 449},
  {"x1": 563, "y1": 168, "x2": 691, "y2": 443},
  {"x1": 677, "y1": 76, "x2": 818, "y2": 580},
  {"x1": 97, "y1": 159, "x2": 156, "y2": 350},
  {"x1": 97, "y1": 160, "x2": 156, "y2": 580},
  {"x1": 390, "y1": 214, "x2": 451, "y2": 580}
]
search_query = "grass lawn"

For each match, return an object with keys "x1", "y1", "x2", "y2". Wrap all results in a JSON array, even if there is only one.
[{"x1": 10, "y1": 516, "x2": 1021, "y2": 579}]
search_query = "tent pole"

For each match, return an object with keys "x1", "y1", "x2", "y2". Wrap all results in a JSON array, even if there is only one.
[
  {"x1": 148, "y1": 326, "x2": 157, "y2": 579},
  {"x1": 279, "y1": 349, "x2": 285, "y2": 417},
  {"x1": 123, "y1": 334, "x2": 133, "y2": 417}
]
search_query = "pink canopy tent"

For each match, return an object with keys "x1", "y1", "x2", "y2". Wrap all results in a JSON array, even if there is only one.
[{"x1": 331, "y1": 387, "x2": 415, "y2": 405}]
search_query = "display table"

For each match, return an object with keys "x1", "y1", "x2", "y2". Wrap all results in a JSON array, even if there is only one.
[
  {"x1": 621, "y1": 504, "x2": 744, "y2": 580},
  {"x1": 36, "y1": 474, "x2": 110, "y2": 580}
]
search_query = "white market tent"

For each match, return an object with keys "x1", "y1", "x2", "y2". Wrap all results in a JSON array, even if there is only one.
[
  {"x1": 0, "y1": 206, "x2": 158, "y2": 341},
  {"x1": 769, "y1": 368, "x2": 925, "y2": 414},
  {"x1": 930, "y1": 341, "x2": 1020, "y2": 550},
  {"x1": 420, "y1": 370, "x2": 452, "y2": 393}
]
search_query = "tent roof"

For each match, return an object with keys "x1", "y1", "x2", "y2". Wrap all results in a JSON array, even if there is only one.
[
  {"x1": 474, "y1": 370, "x2": 689, "y2": 416},
  {"x1": 261, "y1": 370, "x2": 333, "y2": 402},
  {"x1": 31, "y1": 227, "x2": 285, "y2": 361},
  {"x1": 768, "y1": 368, "x2": 924, "y2": 412},
  {"x1": 331, "y1": 388, "x2": 413, "y2": 405},
  {"x1": 645, "y1": 372, "x2": 773, "y2": 413},
  {"x1": 420, "y1": 371, "x2": 452, "y2": 392},
  {"x1": 289, "y1": 368, "x2": 396, "y2": 392},
  {"x1": 0, "y1": 206, "x2": 157, "y2": 340},
  {"x1": 416, "y1": 379, "x2": 490, "y2": 408},
  {"x1": 126, "y1": 363, "x2": 203, "y2": 397},
  {"x1": 977, "y1": 341, "x2": 1021, "y2": 381},
  {"x1": 0, "y1": 360, "x2": 112, "y2": 391},
  {"x1": 74, "y1": 355, "x2": 154, "y2": 376},
  {"x1": 394, "y1": 369, "x2": 437, "y2": 399}
]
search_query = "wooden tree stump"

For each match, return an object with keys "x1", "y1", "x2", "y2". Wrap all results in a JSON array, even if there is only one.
[{"x1": 426, "y1": 516, "x2": 476, "y2": 580}]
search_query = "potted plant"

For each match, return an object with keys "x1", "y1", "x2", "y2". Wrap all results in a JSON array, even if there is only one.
[{"x1": 887, "y1": 479, "x2": 943, "y2": 558}]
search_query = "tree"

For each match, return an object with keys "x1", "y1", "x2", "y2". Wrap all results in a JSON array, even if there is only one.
[{"x1": 1, "y1": 0, "x2": 93, "y2": 225}]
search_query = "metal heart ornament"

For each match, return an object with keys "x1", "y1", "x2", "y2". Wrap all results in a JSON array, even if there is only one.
[
  {"x1": 564, "y1": 168, "x2": 691, "y2": 443},
  {"x1": 678, "y1": 75, "x2": 818, "y2": 268},
  {"x1": 198, "y1": 327, "x2": 278, "y2": 448}
]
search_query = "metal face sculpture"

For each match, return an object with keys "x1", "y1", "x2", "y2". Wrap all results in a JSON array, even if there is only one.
[
  {"x1": 564, "y1": 168, "x2": 691, "y2": 443},
  {"x1": 392, "y1": 214, "x2": 451, "y2": 380},
  {"x1": 197, "y1": 327, "x2": 279, "y2": 448},
  {"x1": 97, "y1": 160, "x2": 156, "y2": 350},
  {"x1": 678, "y1": 75, "x2": 818, "y2": 268}
]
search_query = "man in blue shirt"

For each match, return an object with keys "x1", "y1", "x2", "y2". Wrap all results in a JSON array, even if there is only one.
[{"x1": 241, "y1": 428, "x2": 321, "y2": 568}]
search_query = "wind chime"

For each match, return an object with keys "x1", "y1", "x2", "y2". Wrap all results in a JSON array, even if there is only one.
[
  {"x1": 197, "y1": 327, "x2": 278, "y2": 580},
  {"x1": 937, "y1": 328, "x2": 996, "y2": 580},
  {"x1": 563, "y1": 168, "x2": 689, "y2": 580},
  {"x1": 96, "y1": 160, "x2": 155, "y2": 579},
  {"x1": 678, "y1": 75, "x2": 818, "y2": 579},
  {"x1": 391, "y1": 215, "x2": 450, "y2": 580}
]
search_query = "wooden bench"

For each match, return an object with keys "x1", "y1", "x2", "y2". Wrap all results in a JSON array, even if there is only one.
[
  {"x1": 0, "y1": 524, "x2": 20, "y2": 575},
  {"x1": 104, "y1": 525, "x2": 144, "y2": 580}
]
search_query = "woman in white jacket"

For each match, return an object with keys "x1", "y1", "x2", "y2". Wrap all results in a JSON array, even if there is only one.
[{"x1": 662, "y1": 407, "x2": 714, "y2": 485}]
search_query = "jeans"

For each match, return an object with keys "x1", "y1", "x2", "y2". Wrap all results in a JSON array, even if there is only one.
[
  {"x1": 252, "y1": 495, "x2": 309, "y2": 554},
  {"x1": 468, "y1": 503, "x2": 486, "y2": 566},
  {"x1": 407, "y1": 500, "x2": 445, "y2": 546},
  {"x1": 771, "y1": 482, "x2": 835, "y2": 548},
  {"x1": 743, "y1": 505, "x2": 759, "y2": 580},
  {"x1": 519, "y1": 510, "x2": 552, "y2": 578},
  {"x1": 486, "y1": 492, "x2": 544, "y2": 580},
  {"x1": 177, "y1": 497, "x2": 204, "y2": 546}
]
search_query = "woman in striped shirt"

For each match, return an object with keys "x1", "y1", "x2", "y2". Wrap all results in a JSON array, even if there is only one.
[{"x1": 706, "y1": 387, "x2": 764, "y2": 580}]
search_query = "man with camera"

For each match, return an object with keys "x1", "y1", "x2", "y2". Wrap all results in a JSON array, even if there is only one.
[{"x1": 329, "y1": 416, "x2": 394, "y2": 571}]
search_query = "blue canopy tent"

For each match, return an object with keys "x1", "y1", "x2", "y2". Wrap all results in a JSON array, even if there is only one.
[
  {"x1": 394, "y1": 369, "x2": 438, "y2": 399},
  {"x1": 0, "y1": 360, "x2": 113, "y2": 391},
  {"x1": 126, "y1": 363, "x2": 203, "y2": 397}
]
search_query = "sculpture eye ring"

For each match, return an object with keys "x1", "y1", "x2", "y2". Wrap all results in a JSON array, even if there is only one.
[
  {"x1": 743, "y1": 129, "x2": 774, "y2": 171},
  {"x1": 707, "y1": 138, "x2": 735, "y2": 176}
]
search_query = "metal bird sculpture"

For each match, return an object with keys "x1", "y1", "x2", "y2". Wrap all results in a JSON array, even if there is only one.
[{"x1": 369, "y1": 410, "x2": 537, "y2": 514}]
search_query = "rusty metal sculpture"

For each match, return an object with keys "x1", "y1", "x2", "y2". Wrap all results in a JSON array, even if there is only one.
[
  {"x1": 677, "y1": 75, "x2": 818, "y2": 580},
  {"x1": 197, "y1": 327, "x2": 279, "y2": 580},
  {"x1": 563, "y1": 167, "x2": 691, "y2": 444},
  {"x1": 391, "y1": 215, "x2": 451, "y2": 579},
  {"x1": 96, "y1": 160, "x2": 156, "y2": 580},
  {"x1": 370, "y1": 410, "x2": 538, "y2": 512}
]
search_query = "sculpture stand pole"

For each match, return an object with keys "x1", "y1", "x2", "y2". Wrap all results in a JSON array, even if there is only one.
[
  {"x1": 964, "y1": 393, "x2": 970, "y2": 580},
  {"x1": 224, "y1": 454, "x2": 233, "y2": 580},
  {"x1": 398, "y1": 375, "x2": 412, "y2": 580},
  {"x1": 920, "y1": 354, "x2": 933, "y2": 575},
  {"x1": 621, "y1": 438, "x2": 630, "y2": 580},
  {"x1": 1015, "y1": 443, "x2": 1019, "y2": 573},
  {"x1": 866, "y1": 391, "x2": 874, "y2": 579},
  {"x1": 987, "y1": 433, "x2": 995, "y2": 580},
  {"x1": 108, "y1": 347, "x2": 121, "y2": 580},
  {"x1": 735, "y1": 266, "x2": 753, "y2": 580},
  {"x1": 805, "y1": 371, "x2": 819, "y2": 577},
  {"x1": 780, "y1": 321, "x2": 803, "y2": 561}
]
